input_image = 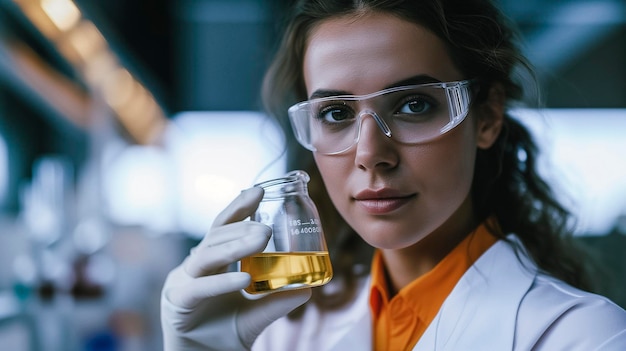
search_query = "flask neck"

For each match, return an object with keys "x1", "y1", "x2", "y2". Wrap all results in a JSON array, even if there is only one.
[
  {"x1": 260, "y1": 179, "x2": 308, "y2": 199},
  {"x1": 254, "y1": 170, "x2": 310, "y2": 199}
]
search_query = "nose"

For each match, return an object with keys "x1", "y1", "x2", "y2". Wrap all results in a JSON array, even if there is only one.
[{"x1": 354, "y1": 111, "x2": 398, "y2": 170}]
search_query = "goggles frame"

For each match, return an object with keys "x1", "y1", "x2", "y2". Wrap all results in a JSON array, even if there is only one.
[{"x1": 288, "y1": 80, "x2": 474, "y2": 155}]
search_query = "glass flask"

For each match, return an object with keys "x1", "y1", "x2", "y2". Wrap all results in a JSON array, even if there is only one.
[{"x1": 241, "y1": 170, "x2": 333, "y2": 294}]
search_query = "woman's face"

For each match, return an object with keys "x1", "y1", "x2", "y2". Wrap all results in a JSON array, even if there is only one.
[{"x1": 302, "y1": 12, "x2": 497, "y2": 250}]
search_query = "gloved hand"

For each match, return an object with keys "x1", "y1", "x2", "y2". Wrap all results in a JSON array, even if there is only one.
[{"x1": 161, "y1": 187, "x2": 312, "y2": 351}]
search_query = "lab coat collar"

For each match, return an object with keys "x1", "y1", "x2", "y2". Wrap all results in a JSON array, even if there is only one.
[{"x1": 414, "y1": 238, "x2": 536, "y2": 350}]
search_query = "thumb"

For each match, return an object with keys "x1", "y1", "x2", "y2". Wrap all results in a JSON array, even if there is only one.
[{"x1": 237, "y1": 288, "x2": 312, "y2": 348}]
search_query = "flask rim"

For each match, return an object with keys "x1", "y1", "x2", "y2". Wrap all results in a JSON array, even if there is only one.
[{"x1": 253, "y1": 170, "x2": 310, "y2": 190}]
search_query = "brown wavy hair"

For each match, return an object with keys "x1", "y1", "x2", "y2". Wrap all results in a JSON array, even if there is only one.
[{"x1": 261, "y1": 0, "x2": 596, "y2": 310}]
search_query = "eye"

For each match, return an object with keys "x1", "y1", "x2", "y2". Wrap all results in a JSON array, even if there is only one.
[
  {"x1": 317, "y1": 105, "x2": 354, "y2": 123},
  {"x1": 397, "y1": 97, "x2": 433, "y2": 114}
]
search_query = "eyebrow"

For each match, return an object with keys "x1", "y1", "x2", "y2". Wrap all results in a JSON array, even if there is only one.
[{"x1": 308, "y1": 74, "x2": 442, "y2": 100}]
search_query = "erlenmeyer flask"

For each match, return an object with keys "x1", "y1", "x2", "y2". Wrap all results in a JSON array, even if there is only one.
[{"x1": 241, "y1": 170, "x2": 333, "y2": 294}]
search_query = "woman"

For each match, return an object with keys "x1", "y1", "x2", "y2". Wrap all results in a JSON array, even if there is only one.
[{"x1": 161, "y1": 0, "x2": 626, "y2": 350}]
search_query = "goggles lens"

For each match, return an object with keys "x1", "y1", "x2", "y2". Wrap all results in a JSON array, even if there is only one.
[{"x1": 288, "y1": 80, "x2": 473, "y2": 155}]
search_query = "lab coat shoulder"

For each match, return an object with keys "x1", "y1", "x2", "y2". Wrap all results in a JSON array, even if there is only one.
[
  {"x1": 415, "y1": 238, "x2": 626, "y2": 351},
  {"x1": 515, "y1": 273, "x2": 626, "y2": 350}
]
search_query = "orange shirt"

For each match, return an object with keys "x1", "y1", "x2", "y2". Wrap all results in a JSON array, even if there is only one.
[{"x1": 369, "y1": 223, "x2": 498, "y2": 351}]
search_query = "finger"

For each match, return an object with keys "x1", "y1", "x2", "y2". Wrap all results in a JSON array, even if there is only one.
[
  {"x1": 197, "y1": 221, "x2": 269, "y2": 250},
  {"x1": 211, "y1": 187, "x2": 263, "y2": 228},
  {"x1": 184, "y1": 225, "x2": 271, "y2": 277},
  {"x1": 237, "y1": 288, "x2": 312, "y2": 348},
  {"x1": 165, "y1": 272, "x2": 251, "y2": 310}
]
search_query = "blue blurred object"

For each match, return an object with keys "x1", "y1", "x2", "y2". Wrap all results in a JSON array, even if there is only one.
[{"x1": 84, "y1": 330, "x2": 119, "y2": 351}]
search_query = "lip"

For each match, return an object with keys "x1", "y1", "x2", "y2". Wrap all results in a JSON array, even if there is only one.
[{"x1": 353, "y1": 189, "x2": 416, "y2": 214}]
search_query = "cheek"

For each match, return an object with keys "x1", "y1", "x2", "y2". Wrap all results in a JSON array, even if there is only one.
[
  {"x1": 313, "y1": 154, "x2": 343, "y2": 187},
  {"x1": 313, "y1": 154, "x2": 351, "y2": 207},
  {"x1": 415, "y1": 122, "x2": 478, "y2": 196}
]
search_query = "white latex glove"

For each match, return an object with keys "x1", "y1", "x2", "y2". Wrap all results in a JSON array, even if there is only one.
[{"x1": 161, "y1": 187, "x2": 312, "y2": 351}]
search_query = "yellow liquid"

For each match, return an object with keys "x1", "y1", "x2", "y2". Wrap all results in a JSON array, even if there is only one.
[{"x1": 241, "y1": 252, "x2": 333, "y2": 294}]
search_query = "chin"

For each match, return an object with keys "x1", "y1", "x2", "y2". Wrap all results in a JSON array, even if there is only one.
[{"x1": 357, "y1": 227, "x2": 430, "y2": 250}]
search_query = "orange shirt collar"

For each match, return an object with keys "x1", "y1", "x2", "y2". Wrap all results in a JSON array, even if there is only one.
[{"x1": 369, "y1": 220, "x2": 499, "y2": 350}]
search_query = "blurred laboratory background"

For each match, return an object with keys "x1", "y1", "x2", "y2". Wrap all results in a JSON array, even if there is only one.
[{"x1": 0, "y1": 0, "x2": 624, "y2": 350}]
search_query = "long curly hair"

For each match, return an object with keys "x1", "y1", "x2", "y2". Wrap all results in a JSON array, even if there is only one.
[{"x1": 261, "y1": 0, "x2": 597, "y2": 310}]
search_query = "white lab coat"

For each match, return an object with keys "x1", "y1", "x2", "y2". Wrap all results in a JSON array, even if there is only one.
[{"x1": 253, "y1": 237, "x2": 626, "y2": 350}]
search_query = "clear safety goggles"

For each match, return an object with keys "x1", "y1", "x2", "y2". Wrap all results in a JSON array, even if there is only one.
[{"x1": 288, "y1": 80, "x2": 473, "y2": 155}]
